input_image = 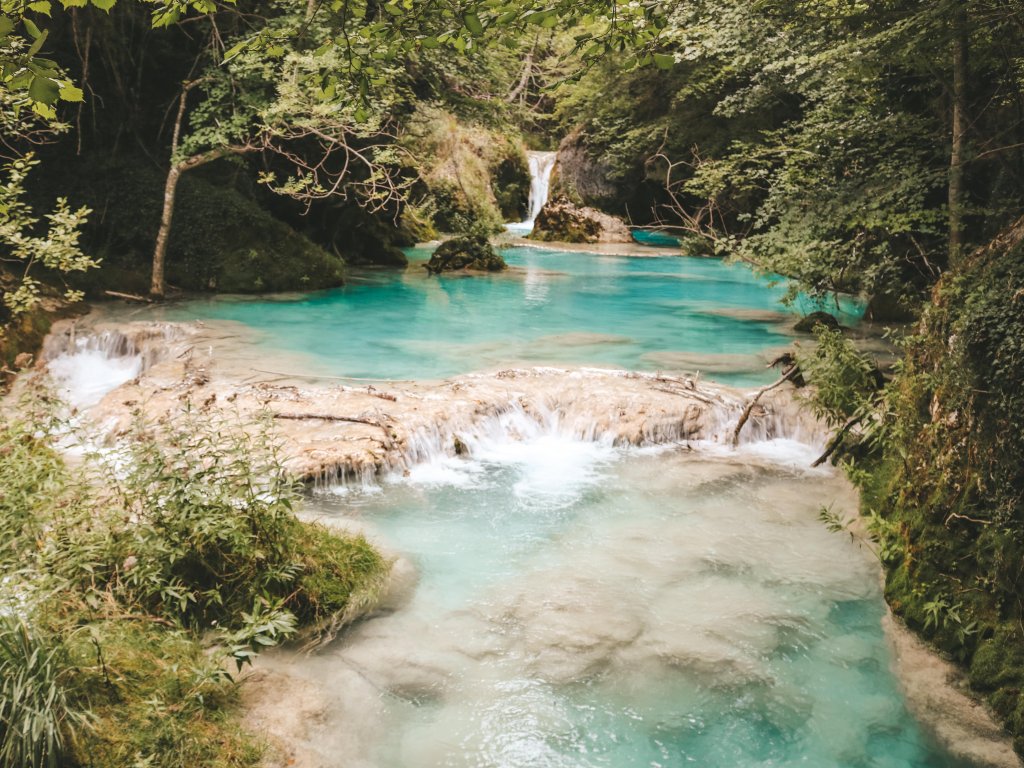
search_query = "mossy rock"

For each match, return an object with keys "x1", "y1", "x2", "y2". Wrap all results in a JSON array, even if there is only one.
[
  {"x1": 26, "y1": 154, "x2": 345, "y2": 294},
  {"x1": 530, "y1": 195, "x2": 632, "y2": 244},
  {"x1": 425, "y1": 235, "x2": 507, "y2": 274},
  {"x1": 794, "y1": 311, "x2": 840, "y2": 333},
  {"x1": 317, "y1": 205, "x2": 409, "y2": 268},
  {"x1": 429, "y1": 178, "x2": 505, "y2": 236},
  {"x1": 492, "y1": 150, "x2": 530, "y2": 221},
  {"x1": 0, "y1": 271, "x2": 86, "y2": 384}
]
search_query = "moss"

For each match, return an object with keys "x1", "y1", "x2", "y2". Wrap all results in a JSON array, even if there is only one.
[
  {"x1": 491, "y1": 145, "x2": 530, "y2": 221},
  {"x1": 319, "y1": 205, "x2": 409, "y2": 268},
  {"x1": 68, "y1": 620, "x2": 263, "y2": 768},
  {"x1": 0, "y1": 404, "x2": 390, "y2": 768},
  {"x1": 425, "y1": 235, "x2": 507, "y2": 273},
  {"x1": 27, "y1": 154, "x2": 345, "y2": 295},
  {"x1": 290, "y1": 522, "x2": 389, "y2": 624},
  {"x1": 402, "y1": 105, "x2": 528, "y2": 234},
  {"x1": 851, "y1": 217, "x2": 1024, "y2": 754},
  {"x1": 530, "y1": 196, "x2": 601, "y2": 242},
  {"x1": 0, "y1": 273, "x2": 86, "y2": 385}
]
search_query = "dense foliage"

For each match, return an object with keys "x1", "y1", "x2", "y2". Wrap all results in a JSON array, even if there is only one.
[
  {"x1": 2, "y1": 0, "x2": 1024, "y2": 759},
  {"x1": 0, "y1": 396, "x2": 388, "y2": 766}
]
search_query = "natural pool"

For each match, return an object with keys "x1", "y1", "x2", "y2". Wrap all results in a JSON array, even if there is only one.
[
  {"x1": 280, "y1": 438, "x2": 962, "y2": 768},
  {"x1": 70, "y1": 247, "x2": 967, "y2": 766},
  {"x1": 136, "y1": 245, "x2": 860, "y2": 386}
]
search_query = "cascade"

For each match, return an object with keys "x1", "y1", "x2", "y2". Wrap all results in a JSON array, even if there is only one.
[
  {"x1": 506, "y1": 150, "x2": 557, "y2": 234},
  {"x1": 43, "y1": 323, "x2": 183, "y2": 408}
]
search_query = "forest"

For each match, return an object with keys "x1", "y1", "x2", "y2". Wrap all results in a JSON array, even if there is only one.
[{"x1": 2, "y1": 0, "x2": 1024, "y2": 766}]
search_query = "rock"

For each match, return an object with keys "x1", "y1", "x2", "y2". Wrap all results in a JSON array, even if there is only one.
[
  {"x1": 794, "y1": 311, "x2": 841, "y2": 333},
  {"x1": 530, "y1": 196, "x2": 632, "y2": 244},
  {"x1": 550, "y1": 128, "x2": 620, "y2": 209},
  {"x1": 425, "y1": 236, "x2": 507, "y2": 274}
]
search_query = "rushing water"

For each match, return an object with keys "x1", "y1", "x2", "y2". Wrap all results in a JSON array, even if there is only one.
[
  {"x1": 507, "y1": 151, "x2": 559, "y2": 236},
  {"x1": 57, "y1": 247, "x2": 967, "y2": 766},
  {"x1": 127, "y1": 247, "x2": 859, "y2": 386}
]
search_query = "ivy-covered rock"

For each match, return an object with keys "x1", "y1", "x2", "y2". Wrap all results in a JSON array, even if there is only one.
[
  {"x1": 425, "y1": 235, "x2": 507, "y2": 274},
  {"x1": 530, "y1": 196, "x2": 632, "y2": 244}
]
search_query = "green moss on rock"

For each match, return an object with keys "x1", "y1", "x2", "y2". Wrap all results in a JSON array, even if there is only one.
[
  {"x1": 425, "y1": 235, "x2": 507, "y2": 273},
  {"x1": 530, "y1": 195, "x2": 632, "y2": 244},
  {"x1": 859, "y1": 215, "x2": 1024, "y2": 754},
  {"x1": 28, "y1": 155, "x2": 345, "y2": 295}
]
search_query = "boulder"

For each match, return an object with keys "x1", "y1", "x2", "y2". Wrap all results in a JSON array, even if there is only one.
[
  {"x1": 425, "y1": 236, "x2": 507, "y2": 274},
  {"x1": 530, "y1": 196, "x2": 632, "y2": 244},
  {"x1": 794, "y1": 311, "x2": 841, "y2": 333}
]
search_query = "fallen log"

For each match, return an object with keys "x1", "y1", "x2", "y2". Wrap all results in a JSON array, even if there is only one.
[{"x1": 104, "y1": 290, "x2": 153, "y2": 303}]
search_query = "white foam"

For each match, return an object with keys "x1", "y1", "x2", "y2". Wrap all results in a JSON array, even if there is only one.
[{"x1": 48, "y1": 347, "x2": 142, "y2": 408}]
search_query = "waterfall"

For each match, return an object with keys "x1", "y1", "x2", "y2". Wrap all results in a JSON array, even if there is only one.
[{"x1": 507, "y1": 150, "x2": 557, "y2": 235}]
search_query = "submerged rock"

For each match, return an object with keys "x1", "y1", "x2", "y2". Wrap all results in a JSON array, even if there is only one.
[
  {"x1": 425, "y1": 236, "x2": 507, "y2": 274},
  {"x1": 794, "y1": 311, "x2": 841, "y2": 333},
  {"x1": 530, "y1": 195, "x2": 632, "y2": 244}
]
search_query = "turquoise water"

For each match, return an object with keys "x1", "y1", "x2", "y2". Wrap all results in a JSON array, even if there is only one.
[
  {"x1": 304, "y1": 445, "x2": 963, "y2": 768},
  {"x1": 631, "y1": 229, "x2": 684, "y2": 248},
  {"x1": 145, "y1": 246, "x2": 859, "y2": 385},
  {"x1": 115, "y1": 243, "x2": 961, "y2": 765}
]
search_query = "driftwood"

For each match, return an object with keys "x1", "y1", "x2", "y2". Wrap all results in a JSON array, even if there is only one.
[
  {"x1": 271, "y1": 412, "x2": 388, "y2": 429},
  {"x1": 731, "y1": 366, "x2": 799, "y2": 446},
  {"x1": 104, "y1": 290, "x2": 153, "y2": 303}
]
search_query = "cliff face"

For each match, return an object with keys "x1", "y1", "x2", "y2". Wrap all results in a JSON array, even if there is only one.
[
  {"x1": 549, "y1": 129, "x2": 623, "y2": 211},
  {"x1": 867, "y1": 215, "x2": 1024, "y2": 754}
]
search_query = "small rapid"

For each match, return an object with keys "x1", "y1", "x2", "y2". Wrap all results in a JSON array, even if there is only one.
[{"x1": 36, "y1": 247, "x2": 977, "y2": 767}]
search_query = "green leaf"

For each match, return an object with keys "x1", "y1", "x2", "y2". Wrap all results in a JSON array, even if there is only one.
[
  {"x1": 22, "y1": 17, "x2": 42, "y2": 38},
  {"x1": 28, "y1": 1, "x2": 51, "y2": 15},
  {"x1": 28, "y1": 74, "x2": 60, "y2": 104},
  {"x1": 652, "y1": 52, "x2": 675, "y2": 70},
  {"x1": 59, "y1": 83, "x2": 83, "y2": 101},
  {"x1": 463, "y1": 12, "x2": 483, "y2": 35},
  {"x1": 90, "y1": 0, "x2": 116, "y2": 11},
  {"x1": 420, "y1": 35, "x2": 438, "y2": 49},
  {"x1": 26, "y1": 27, "x2": 48, "y2": 57},
  {"x1": 383, "y1": 3, "x2": 402, "y2": 15},
  {"x1": 0, "y1": 16, "x2": 15, "y2": 37}
]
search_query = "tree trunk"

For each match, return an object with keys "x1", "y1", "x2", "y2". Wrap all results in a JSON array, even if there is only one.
[
  {"x1": 948, "y1": 9, "x2": 969, "y2": 265},
  {"x1": 150, "y1": 164, "x2": 181, "y2": 298}
]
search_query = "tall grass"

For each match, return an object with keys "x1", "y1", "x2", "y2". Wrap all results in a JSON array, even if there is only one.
[{"x1": 0, "y1": 613, "x2": 85, "y2": 768}]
